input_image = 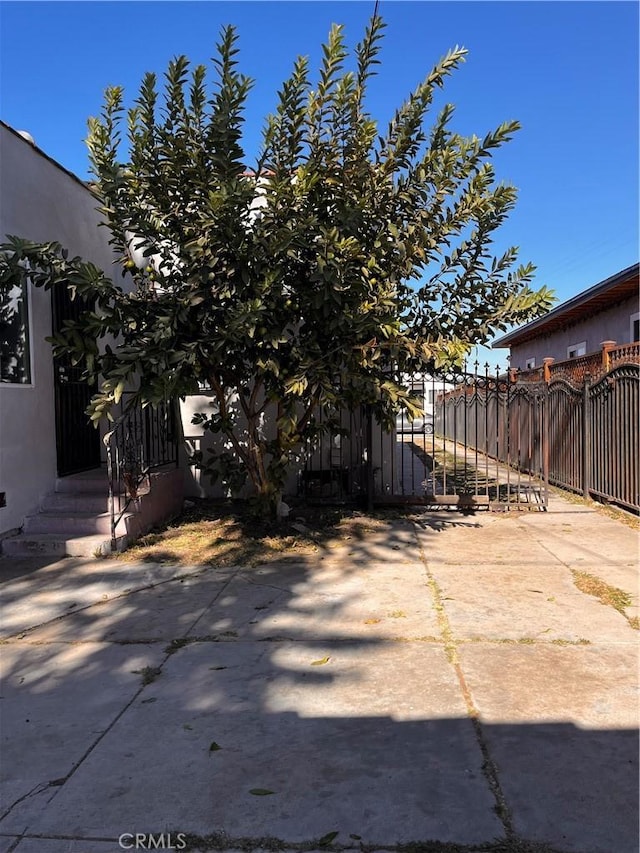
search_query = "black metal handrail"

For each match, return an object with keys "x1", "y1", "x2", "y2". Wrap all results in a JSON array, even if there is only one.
[{"x1": 104, "y1": 394, "x2": 179, "y2": 549}]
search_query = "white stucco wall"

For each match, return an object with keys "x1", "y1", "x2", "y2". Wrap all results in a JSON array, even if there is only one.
[
  {"x1": 0, "y1": 124, "x2": 117, "y2": 535},
  {"x1": 179, "y1": 393, "x2": 306, "y2": 499}
]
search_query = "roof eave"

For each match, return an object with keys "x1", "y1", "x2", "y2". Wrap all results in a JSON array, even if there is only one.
[{"x1": 492, "y1": 262, "x2": 640, "y2": 349}]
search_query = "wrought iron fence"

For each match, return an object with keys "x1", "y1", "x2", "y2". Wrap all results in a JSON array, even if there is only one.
[
  {"x1": 300, "y1": 368, "x2": 549, "y2": 511},
  {"x1": 432, "y1": 369, "x2": 548, "y2": 510},
  {"x1": 104, "y1": 395, "x2": 180, "y2": 547},
  {"x1": 585, "y1": 364, "x2": 639, "y2": 512},
  {"x1": 298, "y1": 355, "x2": 639, "y2": 514},
  {"x1": 442, "y1": 363, "x2": 640, "y2": 514},
  {"x1": 546, "y1": 378, "x2": 584, "y2": 495}
]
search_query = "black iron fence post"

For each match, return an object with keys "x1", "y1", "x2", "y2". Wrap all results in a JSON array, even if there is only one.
[
  {"x1": 365, "y1": 404, "x2": 374, "y2": 513},
  {"x1": 582, "y1": 373, "x2": 591, "y2": 499},
  {"x1": 144, "y1": 405, "x2": 152, "y2": 470}
]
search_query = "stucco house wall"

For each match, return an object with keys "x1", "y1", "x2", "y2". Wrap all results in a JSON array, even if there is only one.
[
  {"x1": 509, "y1": 294, "x2": 639, "y2": 371},
  {"x1": 0, "y1": 123, "x2": 117, "y2": 536}
]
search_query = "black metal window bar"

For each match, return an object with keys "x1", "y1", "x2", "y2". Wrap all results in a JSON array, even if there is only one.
[{"x1": 104, "y1": 394, "x2": 179, "y2": 549}]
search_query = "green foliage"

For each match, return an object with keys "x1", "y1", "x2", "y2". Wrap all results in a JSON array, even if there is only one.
[{"x1": 0, "y1": 16, "x2": 554, "y2": 511}]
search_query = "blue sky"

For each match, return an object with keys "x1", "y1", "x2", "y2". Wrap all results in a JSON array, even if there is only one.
[{"x1": 1, "y1": 1, "x2": 638, "y2": 365}]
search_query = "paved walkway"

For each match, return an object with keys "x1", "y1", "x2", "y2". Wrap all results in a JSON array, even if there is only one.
[{"x1": 0, "y1": 493, "x2": 638, "y2": 853}]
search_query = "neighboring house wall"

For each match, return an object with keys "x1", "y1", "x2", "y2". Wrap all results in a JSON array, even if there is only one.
[
  {"x1": 0, "y1": 124, "x2": 116, "y2": 536},
  {"x1": 509, "y1": 294, "x2": 639, "y2": 371}
]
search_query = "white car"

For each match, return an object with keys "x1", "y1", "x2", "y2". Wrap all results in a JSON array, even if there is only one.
[{"x1": 395, "y1": 412, "x2": 434, "y2": 434}]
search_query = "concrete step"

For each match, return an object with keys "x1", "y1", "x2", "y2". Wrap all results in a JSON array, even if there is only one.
[
  {"x1": 2, "y1": 466, "x2": 182, "y2": 558},
  {"x1": 54, "y1": 477, "x2": 133, "y2": 498},
  {"x1": 41, "y1": 492, "x2": 111, "y2": 513},
  {"x1": 54, "y1": 472, "x2": 109, "y2": 494},
  {"x1": 23, "y1": 511, "x2": 134, "y2": 536},
  {"x1": 1, "y1": 532, "x2": 128, "y2": 558}
]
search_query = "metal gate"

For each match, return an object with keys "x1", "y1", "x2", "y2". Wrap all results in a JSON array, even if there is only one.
[
  {"x1": 587, "y1": 364, "x2": 639, "y2": 512},
  {"x1": 51, "y1": 282, "x2": 101, "y2": 476},
  {"x1": 300, "y1": 368, "x2": 550, "y2": 511},
  {"x1": 373, "y1": 369, "x2": 548, "y2": 510}
]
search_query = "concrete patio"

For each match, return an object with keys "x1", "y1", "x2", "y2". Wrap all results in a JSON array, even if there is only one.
[{"x1": 0, "y1": 492, "x2": 638, "y2": 853}]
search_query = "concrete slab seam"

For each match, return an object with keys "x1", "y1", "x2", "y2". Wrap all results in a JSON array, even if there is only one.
[
  {"x1": 167, "y1": 570, "x2": 241, "y2": 643},
  {"x1": 0, "y1": 778, "x2": 51, "y2": 824},
  {"x1": 12, "y1": 635, "x2": 640, "y2": 649},
  {"x1": 0, "y1": 667, "x2": 157, "y2": 824},
  {"x1": 0, "y1": 574, "x2": 241, "y2": 823},
  {"x1": 238, "y1": 574, "x2": 293, "y2": 594},
  {"x1": 3, "y1": 834, "x2": 22, "y2": 853},
  {"x1": 0, "y1": 833, "x2": 119, "y2": 843},
  {"x1": 411, "y1": 522, "x2": 514, "y2": 840},
  {"x1": 513, "y1": 518, "x2": 639, "y2": 631}
]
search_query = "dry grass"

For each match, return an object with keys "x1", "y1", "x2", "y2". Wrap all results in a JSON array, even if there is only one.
[
  {"x1": 132, "y1": 665, "x2": 162, "y2": 686},
  {"x1": 120, "y1": 515, "x2": 315, "y2": 567},
  {"x1": 571, "y1": 570, "x2": 632, "y2": 614},
  {"x1": 116, "y1": 500, "x2": 395, "y2": 568},
  {"x1": 571, "y1": 569, "x2": 637, "y2": 629}
]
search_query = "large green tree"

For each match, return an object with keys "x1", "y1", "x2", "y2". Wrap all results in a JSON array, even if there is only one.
[{"x1": 0, "y1": 17, "x2": 552, "y2": 511}]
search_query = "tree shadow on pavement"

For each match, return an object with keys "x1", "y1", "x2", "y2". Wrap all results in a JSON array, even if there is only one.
[{"x1": 0, "y1": 522, "x2": 637, "y2": 853}]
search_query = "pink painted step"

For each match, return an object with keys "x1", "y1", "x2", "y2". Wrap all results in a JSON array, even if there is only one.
[{"x1": 1, "y1": 466, "x2": 184, "y2": 557}]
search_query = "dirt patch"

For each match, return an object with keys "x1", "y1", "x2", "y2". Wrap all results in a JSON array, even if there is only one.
[{"x1": 116, "y1": 500, "x2": 398, "y2": 568}]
